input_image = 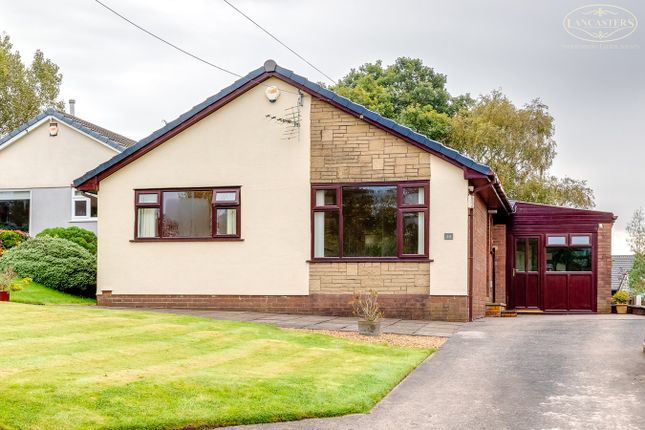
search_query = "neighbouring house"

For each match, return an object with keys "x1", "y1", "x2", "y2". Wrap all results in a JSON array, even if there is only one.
[
  {"x1": 612, "y1": 255, "x2": 634, "y2": 294},
  {"x1": 0, "y1": 106, "x2": 134, "y2": 235},
  {"x1": 73, "y1": 60, "x2": 615, "y2": 321}
]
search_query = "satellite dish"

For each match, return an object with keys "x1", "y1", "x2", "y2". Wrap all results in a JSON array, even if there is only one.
[{"x1": 265, "y1": 86, "x2": 280, "y2": 103}]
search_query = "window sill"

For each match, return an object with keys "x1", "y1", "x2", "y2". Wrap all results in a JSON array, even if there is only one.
[
  {"x1": 308, "y1": 257, "x2": 433, "y2": 263},
  {"x1": 130, "y1": 238, "x2": 244, "y2": 242},
  {"x1": 70, "y1": 218, "x2": 98, "y2": 223}
]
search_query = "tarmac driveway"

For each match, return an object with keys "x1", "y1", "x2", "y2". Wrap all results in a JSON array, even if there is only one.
[{"x1": 225, "y1": 314, "x2": 645, "y2": 430}]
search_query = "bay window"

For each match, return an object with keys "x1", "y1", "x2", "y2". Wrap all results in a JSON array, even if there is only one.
[
  {"x1": 134, "y1": 187, "x2": 241, "y2": 240},
  {"x1": 312, "y1": 182, "x2": 428, "y2": 259}
]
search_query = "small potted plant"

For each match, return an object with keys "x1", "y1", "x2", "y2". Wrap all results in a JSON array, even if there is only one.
[
  {"x1": 612, "y1": 290, "x2": 630, "y2": 314},
  {"x1": 0, "y1": 266, "x2": 23, "y2": 301},
  {"x1": 352, "y1": 290, "x2": 383, "y2": 336}
]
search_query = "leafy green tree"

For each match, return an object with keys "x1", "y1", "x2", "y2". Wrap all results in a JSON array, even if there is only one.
[
  {"x1": 629, "y1": 255, "x2": 645, "y2": 295},
  {"x1": 331, "y1": 57, "x2": 464, "y2": 140},
  {"x1": 0, "y1": 34, "x2": 64, "y2": 135},
  {"x1": 447, "y1": 91, "x2": 594, "y2": 208},
  {"x1": 333, "y1": 58, "x2": 594, "y2": 208}
]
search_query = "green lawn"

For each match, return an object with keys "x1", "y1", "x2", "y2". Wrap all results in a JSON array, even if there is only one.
[
  {"x1": 0, "y1": 303, "x2": 432, "y2": 430},
  {"x1": 9, "y1": 281, "x2": 96, "y2": 305}
]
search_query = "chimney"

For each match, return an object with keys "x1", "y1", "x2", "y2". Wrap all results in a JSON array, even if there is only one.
[{"x1": 69, "y1": 99, "x2": 76, "y2": 116}]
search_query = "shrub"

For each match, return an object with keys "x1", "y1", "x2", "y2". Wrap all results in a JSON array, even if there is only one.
[
  {"x1": 37, "y1": 226, "x2": 97, "y2": 254},
  {"x1": 612, "y1": 290, "x2": 630, "y2": 305},
  {"x1": 0, "y1": 230, "x2": 29, "y2": 255},
  {"x1": 0, "y1": 236, "x2": 96, "y2": 296}
]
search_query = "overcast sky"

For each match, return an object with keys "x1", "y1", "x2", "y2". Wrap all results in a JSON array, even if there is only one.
[{"x1": 1, "y1": 0, "x2": 643, "y2": 253}]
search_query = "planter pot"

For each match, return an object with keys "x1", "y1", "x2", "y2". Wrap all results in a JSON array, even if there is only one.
[
  {"x1": 615, "y1": 304, "x2": 628, "y2": 314},
  {"x1": 0, "y1": 291, "x2": 9, "y2": 302},
  {"x1": 357, "y1": 320, "x2": 382, "y2": 336}
]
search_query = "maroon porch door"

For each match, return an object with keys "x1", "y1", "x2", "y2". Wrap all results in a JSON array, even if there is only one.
[{"x1": 512, "y1": 237, "x2": 540, "y2": 309}]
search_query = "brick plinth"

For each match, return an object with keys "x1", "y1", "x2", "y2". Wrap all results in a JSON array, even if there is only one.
[{"x1": 96, "y1": 293, "x2": 469, "y2": 321}]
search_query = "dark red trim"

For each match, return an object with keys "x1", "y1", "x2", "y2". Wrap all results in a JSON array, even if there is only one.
[
  {"x1": 133, "y1": 186, "x2": 241, "y2": 240},
  {"x1": 311, "y1": 181, "x2": 429, "y2": 260}
]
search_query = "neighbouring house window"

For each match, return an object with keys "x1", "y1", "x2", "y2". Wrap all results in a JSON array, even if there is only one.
[
  {"x1": 546, "y1": 233, "x2": 593, "y2": 272},
  {"x1": 71, "y1": 189, "x2": 98, "y2": 220},
  {"x1": 134, "y1": 188, "x2": 240, "y2": 239},
  {"x1": 312, "y1": 183, "x2": 428, "y2": 259},
  {"x1": 0, "y1": 191, "x2": 30, "y2": 232}
]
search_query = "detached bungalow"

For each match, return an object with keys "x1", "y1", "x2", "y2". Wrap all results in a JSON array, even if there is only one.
[
  {"x1": 0, "y1": 106, "x2": 134, "y2": 234},
  {"x1": 74, "y1": 61, "x2": 615, "y2": 321}
]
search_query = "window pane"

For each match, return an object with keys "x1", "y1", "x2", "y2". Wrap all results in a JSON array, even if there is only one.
[
  {"x1": 547, "y1": 236, "x2": 566, "y2": 246},
  {"x1": 0, "y1": 191, "x2": 30, "y2": 201},
  {"x1": 403, "y1": 212, "x2": 424, "y2": 255},
  {"x1": 547, "y1": 247, "x2": 592, "y2": 272},
  {"x1": 90, "y1": 195, "x2": 98, "y2": 218},
  {"x1": 137, "y1": 208, "x2": 159, "y2": 238},
  {"x1": 342, "y1": 186, "x2": 397, "y2": 257},
  {"x1": 74, "y1": 200, "x2": 87, "y2": 217},
  {"x1": 315, "y1": 189, "x2": 336, "y2": 207},
  {"x1": 571, "y1": 235, "x2": 590, "y2": 246},
  {"x1": 515, "y1": 239, "x2": 526, "y2": 272},
  {"x1": 0, "y1": 199, "x2": 30, "y2": 231},
  {"x1": 403, "y1": 187, "x2": 424, "y2": 205},
  {"x1": 162, "y1": 191, "x2": 212, "y2": 237},
  {"x1": 215, "y1": 192, "x2": 237, "y2": 203},
  {"x1": 313, "y1": 211, "x2": 339, "y2": 257},
  {"x1": 527, "y1": 238, "x2": 538, "y2": 271},
  {"x1": 216, "y1": 208, "x2": 237, "y2": 235},
  {"x1": 138, "y1": 193, "x2": 158, "y2": 204}
]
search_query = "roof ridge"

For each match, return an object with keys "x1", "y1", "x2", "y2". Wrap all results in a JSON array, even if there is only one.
[{"x1": 0, "y1": 109, "x2": 134, "y2": 152}]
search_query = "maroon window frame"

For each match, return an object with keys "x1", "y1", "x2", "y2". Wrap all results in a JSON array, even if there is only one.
[
  {"x1": 311, "y1": 181, "x2": 429, "y2": 261},
  {"x1": 134, "y1": 186, "x2": 241, "y2": 241}
]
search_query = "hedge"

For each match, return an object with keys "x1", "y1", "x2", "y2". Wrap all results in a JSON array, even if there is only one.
[{"x1": 37, "y1": 226, "x2": 97, "y2": 254}]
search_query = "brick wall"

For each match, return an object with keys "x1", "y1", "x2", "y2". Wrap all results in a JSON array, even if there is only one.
[
  {"x1": 597, "y1": 224, "x2": 613, "y2": 313},
  {"x1": 471, "y1": 195, "x2": 490, "y2": 319},
  {"x1": 309, "y1": 262, "x2": 430, "y2": 295},
  {"x1": 491, "y1": 224, "x2": 507, "y2": 304},
  {"x1": 97, "y1": 291, "x2": 466, "y2": 321},
  {"x1": 310, "y1": 98, "x2": 431, "y2": 182},
  {"x1": 97, "y1": 291, "x2": 468, "y2": 321},
  {"x1": 427, "y1": 295, "x2": 469, "y2": 322}
]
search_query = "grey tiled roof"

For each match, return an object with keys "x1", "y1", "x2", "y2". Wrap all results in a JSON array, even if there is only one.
[
  {"x1": 73, "y1": 60, "x2": 495, "y2": 188},
  {"x1": 0, "y1": 109, "x2": 134, "y2": 152},
  {"x1": 612, "y1": 255, "x2": 634, "y2": 291}
]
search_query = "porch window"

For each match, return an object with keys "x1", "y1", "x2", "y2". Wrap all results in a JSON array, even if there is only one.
[
  {"x1": 546, "y1": 247, "x2": 592, "y2": 272},
  {"x1": 0, "y1": 191, "x2": 30, "y2": 232},
  {"x1": 134, "y1": 187, "x2": 241, "y2": 240},
  {"x1": 312, "y1": 182, "x2": 428, "y2": 259},
  {"x1": 71, "y1": 189, "x2": 98, "y2": 220}
]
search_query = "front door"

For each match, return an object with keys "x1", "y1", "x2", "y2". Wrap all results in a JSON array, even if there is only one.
[{"x1": 512, "y1": 237, "x2": 540, "y2": 309}]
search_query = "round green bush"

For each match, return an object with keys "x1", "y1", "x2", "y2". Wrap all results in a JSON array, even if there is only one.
[
  {"x1": 0, "y1": 236, "x2": 96, "y2": 296},
  {"x1": 37, "y1": 226, "x2": 97, "y2": 254},
  {"x1": 0, "y1": 230, "x2": 29, "y2": 254}
]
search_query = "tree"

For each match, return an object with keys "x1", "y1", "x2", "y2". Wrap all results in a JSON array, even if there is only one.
[
  {"x1": 626, "y1": 208, "x2": 645, "y2": 255},
  {"x1": 333, "y1": 58, "x2": 595, "y2": 208},
  {"x1": 331, "y1": 57, "x2": 465, "y2": 141},
  {"x1": 0, "y1": 34, "x2": 64, "y2": 135},
  {"x1": 447, "y1": 91, "x2": 594, "y2": 208},
  {"x1": 629, "y1": 255, "x2": 645, "y2": 295}
]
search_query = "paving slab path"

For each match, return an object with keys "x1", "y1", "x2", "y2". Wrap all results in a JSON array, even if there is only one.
[
  {"x1": 220, "y1": 314, "x2": 645, "y2": 430},
  {"x1": 116, "y1": 308, "x2": 464, "y2": 337}
]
